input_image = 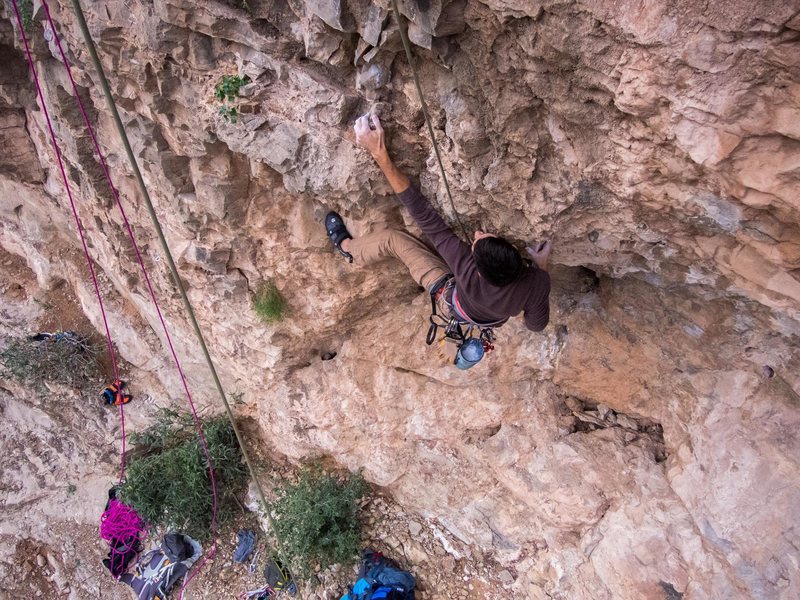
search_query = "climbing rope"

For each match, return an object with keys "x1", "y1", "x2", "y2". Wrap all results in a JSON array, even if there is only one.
[
  {"x1": 389, "y1": 0, "x2": 470, "y2": 241},
  {"x1": 49, "y1": 0, "x2": 300, "y2": 595},
  {"x1": 8, "y1": 0, "x2": 128, "y2": 483},
  {"x1": 36, "y1": 2, "x2": 221, "y2": 594},
  {"x1": 100, "y1": 497, "x2": 147, "y2": 575}
]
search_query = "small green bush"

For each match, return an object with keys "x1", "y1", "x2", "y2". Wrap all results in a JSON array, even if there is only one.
[
  {"x1": 0, "y1": 333, "x2": 101, "y2": 389},
  {"x1": 214, "y1": 75, "x2": 250, "y2": 102},
  {"x1": 214, "y1": 75, "x2": 250, "y2": 124},
  {"x1": 270, "y1": 467, "x2": 367, "y2": 576},
  {"x1": 218, "y1": 106, "x2": 239, "y2": 123},
  {"x1": 253, "y1": 281, "x2": 288, "y2": 323},
  {"x1": 18, "y1": 0, "x2": 33, "y2": 31},
  {"x1": 119, "y1": 409, "x2": 248, "y2": 541}
]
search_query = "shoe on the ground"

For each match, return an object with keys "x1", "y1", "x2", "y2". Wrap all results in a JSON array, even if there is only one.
[{"x1": 324, "y1": 211, "x2": 353, "y2": 263}]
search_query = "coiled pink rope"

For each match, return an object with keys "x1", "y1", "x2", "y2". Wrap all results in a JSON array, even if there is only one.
[
  {"x1": 100, "y1": 499, "x2": 146, "y2": 544},
  {"x1": 100, "y1": 498, "x2": 146, "y2": 575},
  {"x1": 36, "y1": 1, "x2": 220, "y2": 593}
]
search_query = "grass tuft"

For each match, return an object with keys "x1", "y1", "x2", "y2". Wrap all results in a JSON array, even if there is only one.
[
  {"x1": 253, "y1": 281, "x2": 288, "y2": 323},
  {"x1": 214, "y1": 74, "x2": 250, "y2": 124},
  {"x1": 214, "y1": 75, "x2": 250, "y2": 102}
]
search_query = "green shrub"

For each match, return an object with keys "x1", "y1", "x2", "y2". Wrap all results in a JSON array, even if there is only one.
[
  {"x1": 214, "y1": 75, "x2": 250, "y2": 102},
  {"x1": 270, "y1": 467, "x2": 367, "y2": 576},
  {"x1": 18, "y1": 0, "x2": 33, "y2": 31},
  {"x1": 214, "y1": 75, "x2": 250, "y2": 124},
  {"x1": 253, "y1": 281, "x2": 288, "y2": 323},
  {"x1": 0, "y1": 332, "x2": 101, "y2": 389},
  {"x1": 218, "y1": 106, "x2": 239, "y2": 123},
  {"x1": 119, "y1": 409, "x2": 248, "y2": 541}
]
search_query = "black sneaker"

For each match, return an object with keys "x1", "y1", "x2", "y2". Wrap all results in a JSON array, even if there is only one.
[{"x1": 324, "y1": 211, "x2": 353, "y2": 263}]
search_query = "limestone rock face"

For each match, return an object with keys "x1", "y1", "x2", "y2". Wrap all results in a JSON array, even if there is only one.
[{"x1": 1, "y1": 0, "x2": 800, "y2": 598}]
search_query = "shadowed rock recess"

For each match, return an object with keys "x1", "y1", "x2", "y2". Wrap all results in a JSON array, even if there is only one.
[{"x1": 1, "y1": 0, "x2": 799, "y2": 598}]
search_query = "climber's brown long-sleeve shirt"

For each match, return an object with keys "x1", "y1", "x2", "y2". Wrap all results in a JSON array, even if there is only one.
[{"x1": 398, "y1": 186, "x2": 551, "y2": 331}]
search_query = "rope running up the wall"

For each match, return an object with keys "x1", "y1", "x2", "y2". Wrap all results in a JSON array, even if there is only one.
[
  {"x1": 9, "y1": 0, "x2": 129, "y2": 484},
  {"x1": 389, "y1": 0, "x2": 471, "y2": 240},
  {"x1": 35, "y1": 1, "x2": 222, "y2": 594},
  {"x1": 60, "y1": 0, "x2": 302, "y2": 595}
]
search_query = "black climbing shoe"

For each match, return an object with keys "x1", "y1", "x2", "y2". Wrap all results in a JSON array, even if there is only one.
[{"x1": 325, "y1": 211, "x2": 353, "y2": 263}]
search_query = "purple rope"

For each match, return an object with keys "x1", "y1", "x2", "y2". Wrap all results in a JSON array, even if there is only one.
[
  {"x1": 100, "y1": 499, "x2": 145, "y2": 542},
  {"x1": 9, "y1": 0, "x2": 127, "y2": 483},
  {"x1": 100, "y1": 498, "x2": 146, "y2": 573},
  {"x1": 38, "y1": 2, "x2": 220, "y2": 592}
]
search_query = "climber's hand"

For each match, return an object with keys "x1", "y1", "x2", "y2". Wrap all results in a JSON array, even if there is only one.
[
  {"x1": 526, "y1": 240, "x2": 552, "y2": 271},
  {"x1": 354, "y1": 114, "x2": 387, "y2": 161}
]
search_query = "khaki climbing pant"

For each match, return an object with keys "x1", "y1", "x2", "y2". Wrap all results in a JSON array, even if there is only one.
[{"x1": 347, "y1": 228, "x2": 449, "y2": 292}]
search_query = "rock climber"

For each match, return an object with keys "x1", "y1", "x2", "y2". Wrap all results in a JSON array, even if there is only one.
[{"x1": 325, "y1": 114, "x2": 551, "y2": 334}]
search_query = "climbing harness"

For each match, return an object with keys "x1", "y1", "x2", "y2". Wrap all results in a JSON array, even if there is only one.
[{"x1": 426, "y1": 275, "x2": 499, "y2": 370}]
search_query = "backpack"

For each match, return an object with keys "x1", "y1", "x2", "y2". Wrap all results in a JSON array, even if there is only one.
[
  {"x1": 340, "y1": 551, "x2": 416, "y2": 600},
  {"x1": 103, "y1": 536, "x2": 141, "y2": 579},
  {"x1": 119, "y1": 533, "x2": 202, "y2": 600}
]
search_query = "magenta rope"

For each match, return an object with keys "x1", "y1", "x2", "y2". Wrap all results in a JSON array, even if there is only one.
[
  {"x1": 38, "y1": 1, "x2": 220, "y2": 592},
  {"x1": 100, "y1": 499, "x2": 145, "y2": 544},
  {"x1": 9, "y1": 0, "x2": 127, "y2": 483},
  {"x1": 100, "y1": 498, "x2": 146, "y2": 575}
]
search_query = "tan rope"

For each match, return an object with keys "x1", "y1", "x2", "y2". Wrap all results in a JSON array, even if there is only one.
[{"x1": 389, "y1": 0, "x2": 471, "y2": 240}]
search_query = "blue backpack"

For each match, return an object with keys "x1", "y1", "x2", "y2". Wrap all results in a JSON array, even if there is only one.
[{"x1": 340, "y1": 551, "x2": 415, "y2": 600}]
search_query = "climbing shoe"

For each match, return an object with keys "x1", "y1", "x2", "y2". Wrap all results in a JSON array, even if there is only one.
[{"x1": 324, "y1": 211, "x2": 353, "y2": 263}]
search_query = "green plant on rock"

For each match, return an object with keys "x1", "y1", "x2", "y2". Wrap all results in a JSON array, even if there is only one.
[
  {"x1": 253, "y1": 280, "x2": 288, "y2": 323},
  {"x1": 219, "y1": 106, "x2": 239, "y2": 123},
  {"x1": 215, "y1": 75, "x2": 250, "y2": 102},
  {"x1": 18, "y1": 0, "x2": 33, "y2": 31},
  {"x1": 214, "y1": 75, "x2": 250, "y2": 123},
  {"x1": 270, "y1": 466, "x2": 368, "y2": 577},
  {"x1": 119, "y1": 409, "x2": 248, "y2": 541},
  {"x1": 0, "y1": 332, "x2": 101, "y2": 389}
]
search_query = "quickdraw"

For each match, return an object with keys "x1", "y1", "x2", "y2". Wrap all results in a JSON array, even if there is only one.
[
  {"x1": 426, "y1": 274, "x2": 499, "y2": 369},
  {"x1": 102, "y1": 380, "x2": 132, "y2": 406}
]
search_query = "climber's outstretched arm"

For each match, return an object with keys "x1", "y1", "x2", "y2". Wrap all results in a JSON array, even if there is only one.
[
  {"x1": 354, "y1": 113, "x2": 471, "y2": 273},
  {"x1": 354, "y1": 114, "x2": 410, "y2": 194}
]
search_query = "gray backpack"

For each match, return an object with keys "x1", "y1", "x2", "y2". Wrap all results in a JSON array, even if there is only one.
[{"x1": 119, "y1": 533, "x2": 202, "y2": 600}]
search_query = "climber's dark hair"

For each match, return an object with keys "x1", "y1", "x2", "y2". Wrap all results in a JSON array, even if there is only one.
[{"x1": 473, "y1": 236, "x2": 525, "y2": 287}]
